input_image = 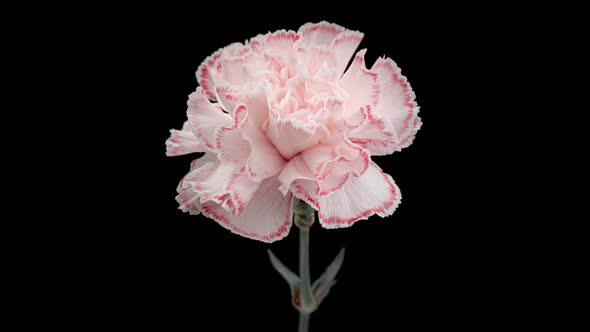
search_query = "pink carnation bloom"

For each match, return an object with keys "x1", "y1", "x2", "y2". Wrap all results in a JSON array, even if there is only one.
[{"x1": 166, "y1": 21, "x2": 421, "y2": 242}]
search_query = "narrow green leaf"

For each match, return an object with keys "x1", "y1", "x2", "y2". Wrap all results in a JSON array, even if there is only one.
[{"x1": 268, "y1": 249, "x2": 301, "y2": 288}]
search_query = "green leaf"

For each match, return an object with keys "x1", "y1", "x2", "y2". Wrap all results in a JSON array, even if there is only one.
[
  {"x1": 312, "y1": 247, "x2": 345, "y2": 305},
  {"x1": 268, "y1": 249, "x2": 301, "y2": 290}
]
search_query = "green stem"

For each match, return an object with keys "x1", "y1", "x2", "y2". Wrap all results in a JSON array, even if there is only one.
[
  {"x1": 293, "y1": 198, "x2": 315, "y2": 332},
  {"x1": 299, "y1": 226, "x2": 314, "y2": 311},
  {"x1": 298, "y1": 312, "x2": 310, "y2": 332}
]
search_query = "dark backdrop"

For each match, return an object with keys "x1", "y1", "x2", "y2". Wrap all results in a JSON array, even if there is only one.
[{"x1": 1, "y1": 3, "x2": 589, "y2": 331}]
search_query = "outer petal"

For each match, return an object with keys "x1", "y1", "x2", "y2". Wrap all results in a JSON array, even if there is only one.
[
  {"x1": 371, "y1": 57, "x2": 422, "y2": 152},
  {"x1": 186, "y1": 87, "x2": 233, "y2": 152},
  {"x1": 221, "y1": 170, "x2": 261, "y2": 216},
  {"x1": 278, "y1": 140, "x2": 370, "y2": 208},
  {"x1": 185, "y1": 161, "x2": 237, "y2": 204},
  {"x1": 175, "y1": 153, "x2": 219, "y2": 215},
  {"x1": 218, "y1": 43, "x2": 255, "y2": 86},
  {"x1": 196, "y1": 47, "x2": 224, "y2": 100},
  {"x1": 317, "y1": 162, "x2": 401, "y2": 228},
  {"x1": 165, "y1": 121, "x2": 205, "y2": 156},
  {"x1": 300, "y1": 140, "x2": 370, "y2": 197},
  {"x1": 262, "y1": 30, "x2": 301, "y2": 58},
  {"x1": 339, "y1": 49, "x2": 380, "y2": 117},
  {"x1": 347, "y1": 105, "x2": 399, "y2": 155},
  {"x1": 201, "y1": 176, "x2": 294, "y2": 243},
  {"x1": 177, "y1": 154, "x2": 261, "y2": 217},
  {"x1": 298, "y1": 21, "x2": 346, "y2": 46},
  {"x1": 330, "y1": 30, "x2": 364, "y2": 77}
]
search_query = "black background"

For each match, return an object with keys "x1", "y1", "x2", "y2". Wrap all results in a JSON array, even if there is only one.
[{"x1": 1, "y1": 3, "x2": 589, "y2": 331}]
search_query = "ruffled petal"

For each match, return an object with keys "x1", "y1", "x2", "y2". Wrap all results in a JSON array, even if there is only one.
[
  {"x1": 196, "y1": 48, "x2": 224, "y2": 100},
  {"x1": 262, "y1": 30, "x2": 301, "y2": 58},
  {"x1": 300, "y1": 140, "x2": 369, "y2": 197},
  {"x1": 186, "y1": 87, "x2": 233, "y2": 152},
  {"x1": 238, "y1": 84, "x2": 270, "y2": 130},
  {"x1": 218, "y1": 43, "x2": 255, "y2": 86},
  {"x1": 176, "y1": 154, "x2": 261, "y2": 217},
  {"x1": 316, "y1": 142, "x2": 370, "y2": 196},
  {"x1": 165, "y1": 121, "x2": 205, "y2": 156},
  {"x1": 183, "y1": 161, "x2": 237, "y2": 204},
  {"x1": 298, "y1": 21, "x2": 346, "y2": 46},
  {"x1": 267, "y1": 113, "x2": 329, "y2": 159},
  {"x1": 214, "y1": 107, "x2": 251, "y2": 165},
  {"x1": 279, "y1": 139, "x2": 370, "y2": 207},
  {"x1": 201, "y1": 176, "x2": 293, "y2": 243},
  {"x1": 221, "y1": 170, "x2": 261, "y2": 216},
  {"x1": 175, "y1": 153, "x2": 219, "y2": 215},
  {"x1": 330, "y1": 30, "x2": 364, "y2": 77},
  {"x1": 278, "y1": 154, "x2": 319, "y2": 209},
  {"x1": 371, "y1": 57, "x2": 421, "y2": 152},
  {"x1": 214, "y1": 83, "x2": 240, "y2": 114},
  {"x1": 347, "y1": 105, "x2": 399, "y2": 155},
  {"x1": 317, "y1": 162, "x2": 401, "y2": 228},
  {"x1": 216, "y1": 104, "x2": 286, "y2": 181},
  {"x1": 339, "y1": 49, "x2": 380, "y2": 116}
]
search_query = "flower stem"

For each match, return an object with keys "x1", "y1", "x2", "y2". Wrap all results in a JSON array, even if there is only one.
[
  {"x1": 293, "y1": 198, "x2": 316, "y2": 331},
  {"x1": 299, "y1": 226, "x2": 314, "y2": 311},
  {"x1": 298, "y1": 312, "x2": 310, "y2": 332}
]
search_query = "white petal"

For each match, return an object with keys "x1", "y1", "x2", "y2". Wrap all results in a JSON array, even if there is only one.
[
  {"x1": 165, "y1": 121, "x2": 205, "y2": 156},
  {"x1": 317, "y1": 162, "x2": 401, "y2": 228},
  {"x1": 201, "y1": 176, "x2": 294, "y2": 243},
  {"x1": 371, "y1": 57, "x2": 421, "y2": 152},
  {"x1": 186, "y1": 87, "x2": 233, "y2": 152}
]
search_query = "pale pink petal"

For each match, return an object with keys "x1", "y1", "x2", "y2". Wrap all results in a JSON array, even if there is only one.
[
  {"x1": 201, "y1": 176, "x2": 293, "y2": 243},
  {"x1": 221, "y1": 170, "x2": 261, "y2": 216},
  {"x1": 316, "y1": 142, "x2": 370, "y2": 196},
  {"x1": 214, "y1": 84, "x2": 240, "y2": 114},
  {"x1": 347, "y1": 105, "x2": 399, "y2": 155},
  {"x1": 237, "y1": 105, "x2": 287, "y2": 181},
  {"x1": 185, "y1": 161, "x2": 237, "y2": 204},
  {"x1": 216, "y1": 104, "x2": 286, "y2": 181},
  {"x1": 238, "y1": 84, "x2": 270, "y2": 130},
  {"x1": 218, "y1": 43, "x2": 255, "y2": 86},
  {"x1": 215, "y1": 84, "x2": 269, "y2": 132},
  {"x1": 330, "y1": 30, "x2": 364, "y2": 77},
  {"x1": 175, "y1": 154, "x2": 219, "y2": 214},
  {"x1": 339, "y1": 49, "x2": 380, "y2": 116},
  {"x1": 176, "y1": 154, "x2": 261, "y2": 217},
  {"x1": 262, "y1": 30, "x2": 301, "y2": 58},
  {"x1": 371, "y1": 57, "x2": 422, "y2": 152},
  {"x1": 248, "y1": 34, "x2": 266, "y2": 53},
  {"x1": 214, "y1": 109, "x2": 251, "y2": 165},
  {"x1": 186, "y1": 87, "x2": 233, "y2": 152},
  {"x1": 317, "y1": 162, "x2": 401, "y2": 228},
  {"x1": 188, "y1": 153, "x2": 218, "y2": 171},
  {"x1": 278, "y1": 154, "x2": 320, "y2": 209},
  {"x1": 267, "y1": 112, "x2": 329, "y2": 159},
  {"x1": 298, "y1": 46, "x2": 338, "y2": 77},
  {"x1": 196, "y1": 47, "x2": 223, "y2": 100},
  {"x1": 298, "y1": 21, "x2": 346, "y2": 46},
  {"x1": 309, "y1": 97, "x2": 348, "y2": 145},
  {"x1": 165, "y1": 121, "x2": 205, "y2": 156},
  {"x1": 301, "y1": 140, "x2": 368, "y2": 181}
]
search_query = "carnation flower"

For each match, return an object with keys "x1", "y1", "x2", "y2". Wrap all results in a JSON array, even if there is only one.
[{"x1": 166, "y1": 21, "x2": 421, "y2": 242}]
